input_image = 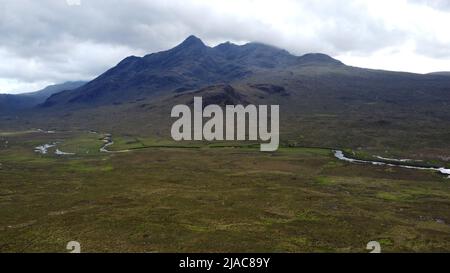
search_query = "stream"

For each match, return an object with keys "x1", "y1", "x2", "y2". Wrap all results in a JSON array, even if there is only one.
[
  {"x1": 29, "y1": 129, "x2": 450, "y2": 177},
  {"x1": 99, "y1": 134, "x2": 130, "y2": 153},
  {"x1": 334, "y1": 150, "x2": 450, "y2": 178}
]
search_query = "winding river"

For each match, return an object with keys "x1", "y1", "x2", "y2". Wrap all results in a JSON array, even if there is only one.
[
  {"x1": 34, "y1": 143, "x2": 56, "y2": 154},
  {"x1": 334, "y1": 150, "x2": 450, "y2": 178},
  {"x1": 34, "y1": 143, "x2": 76, "y2": 156},
  {"x1": 99, "y1": 134, "x2": 130, "y2": 153},
  {"x1": 30, "y1": 129, "x2": 450, "y2": 177}
]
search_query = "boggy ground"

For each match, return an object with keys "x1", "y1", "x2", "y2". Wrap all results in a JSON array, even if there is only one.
[{"x1": 0, "y1": 130, "x2": 449, "y2": 252}]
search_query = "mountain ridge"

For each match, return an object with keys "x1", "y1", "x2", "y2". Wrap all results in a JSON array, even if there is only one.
[{"x1": 42, "y1": 35, "x2": 344, "y2": 107}]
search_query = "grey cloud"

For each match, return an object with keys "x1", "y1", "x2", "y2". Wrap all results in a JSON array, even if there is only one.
[{"x1": 0, "y1": 0, "x2": 449, "y2": 93}]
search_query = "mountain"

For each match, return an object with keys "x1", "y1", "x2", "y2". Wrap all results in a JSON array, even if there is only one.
[
  {"x1": 42, "y1": 35, "x2": 343, "y2": 107},
  {"x1": 3, "y1": 36, "x2": 450, "y2": 155},
  {"x1": 0, "y1": 81, "x2": 86, "y2": 113}
]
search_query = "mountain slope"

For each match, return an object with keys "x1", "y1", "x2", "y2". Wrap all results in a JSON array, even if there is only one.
[
  {"x1": 428, "y1": 71, "x2": 450, "y2": 76},
  {"x1": 0, "y1": 94, "x2": 38, "y2": 114},
  {"x1": 0, "y1": 81, "x2": 86, "y2": 113},
  {"x1": 22, "y1": 81, "x2": 87, "y2": 101}
]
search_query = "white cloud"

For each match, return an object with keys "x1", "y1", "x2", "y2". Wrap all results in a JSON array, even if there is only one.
[
  {"x1": 0, "y1": 79, "x2": 53, "y2": 94},
  {"x1": 0, "y1": 0, "x2": 449, "y2": 93}
]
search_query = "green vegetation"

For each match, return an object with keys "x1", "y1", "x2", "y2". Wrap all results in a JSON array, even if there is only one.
[{"x1": 0, "y1": 130, "x2": 449, "y2": 253}]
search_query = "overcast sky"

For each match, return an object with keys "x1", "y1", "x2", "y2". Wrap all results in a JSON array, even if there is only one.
[{"x1": 1, "y1": 0, "x2": 450, "y2": 94}]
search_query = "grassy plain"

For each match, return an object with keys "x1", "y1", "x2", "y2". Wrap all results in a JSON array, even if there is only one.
[{"x1": 0, "y1": 130, "x2": 449, "y2": 252}]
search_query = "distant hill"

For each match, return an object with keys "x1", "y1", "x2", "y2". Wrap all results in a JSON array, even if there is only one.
[
  {"x1": 21, "y1": 81, "x2": 87, "y2": 101},
  {"x1": 428, "y1": 71, "x2": 450, "y2": 76},
  {"x1": 0, "y1": 81, "x2": 86, "y2": 113}
]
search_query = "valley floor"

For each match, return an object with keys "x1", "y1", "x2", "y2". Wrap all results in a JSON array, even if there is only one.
[{"x1": 0, "y1": 130, "x2": 449, "y2": 252}]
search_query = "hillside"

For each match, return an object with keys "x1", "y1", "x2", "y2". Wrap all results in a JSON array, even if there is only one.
[{"x1": 21, "y1": 81, "x2": 87, "y2": 102}]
